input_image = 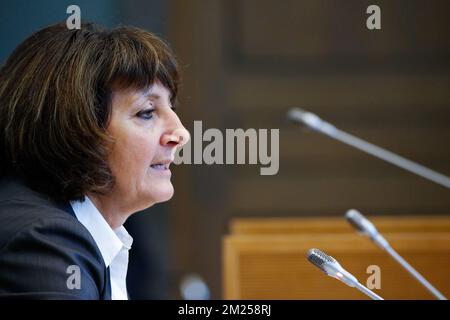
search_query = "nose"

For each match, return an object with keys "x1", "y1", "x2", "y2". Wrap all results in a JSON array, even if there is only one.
[{"x1": 160, "y1": 110, "x2": 190, "y2": 147}]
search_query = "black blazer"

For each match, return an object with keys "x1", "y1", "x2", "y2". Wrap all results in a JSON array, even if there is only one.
[{"x1": 0, "y1": 175, "x2": 111, "y2": 299}]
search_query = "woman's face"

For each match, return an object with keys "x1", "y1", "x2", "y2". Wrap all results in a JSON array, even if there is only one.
[{"x1": 105, "y1": 81, "x2": 189, "y2": 214}]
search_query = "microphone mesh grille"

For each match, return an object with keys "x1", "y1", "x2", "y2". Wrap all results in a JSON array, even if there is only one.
[
  {"x1": 347, "y1": 217, "x2": 364, "y2": 232},
  {"x1": 345, "y1": 210, "x2": 366, "y2": 232},
  {"x1": 307, "y1": 248, "x2": 336, "y2": 267}
]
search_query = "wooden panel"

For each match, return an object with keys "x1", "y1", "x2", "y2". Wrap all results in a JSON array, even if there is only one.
[
  {"x1": 231, "y1": 215, "x2": 450, "y2": 235},
  {"x1": 229, "y1": 176, "x2": 450, "y2": 215},
  {"x1": 225, "y1": 0, "x2": 450, "y2": 72},
  {"x1": 223, "y1": 233, "x2": 450, "y2": 299},
  {"x1": 169, "y1": 0, "x2": 450, "y2": 299},
  {"x1": 217, "y1": 127, "x2": 450, "y2": 165},
  {"x1": 227, "y1": 75, "x2": 450, "y2": 111}
]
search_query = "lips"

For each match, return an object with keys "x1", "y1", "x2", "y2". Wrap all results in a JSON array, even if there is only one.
[
  {"x1": 150, "y1": 163, "x2": 169, "y2": 170},
  {"x1": 150, "y1": 159, "x2": 173, "y2": 171}
]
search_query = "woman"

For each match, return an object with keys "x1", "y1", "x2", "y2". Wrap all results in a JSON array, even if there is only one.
[{"x1": 0, "y1": 22, "x2": 189, "y2": 299}]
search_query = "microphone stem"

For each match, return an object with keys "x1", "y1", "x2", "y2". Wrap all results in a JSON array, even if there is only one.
[
  {"x1": 355, "y1": 282, "x2": 384, "y2": 300},
  {"x1": 384, "y1": 245, "x2": 447, "y2": 300},
  {"x1": 317, "y1": 124, "x2": 450, "y2": 189}
]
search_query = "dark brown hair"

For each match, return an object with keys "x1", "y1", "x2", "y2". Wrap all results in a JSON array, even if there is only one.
[{"x1": 0, "y1": 22, "x2": 180, "y2": 201}]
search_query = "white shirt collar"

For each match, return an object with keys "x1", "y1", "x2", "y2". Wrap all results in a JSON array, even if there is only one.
[{"x1": 70, "y1": 196, "x2": 133, "y2": 267}]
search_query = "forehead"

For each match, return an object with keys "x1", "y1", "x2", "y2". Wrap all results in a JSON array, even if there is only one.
[
  {"x1": 113, "y1": 81, "x2": 171, "y2": 107},
  {"x1": 141, "y1": 81, "x2": 171, "y2": 100}
]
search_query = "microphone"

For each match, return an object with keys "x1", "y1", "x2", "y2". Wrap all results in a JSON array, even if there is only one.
[
  {"x1": 287, "y1": 108, "x2": 450, "y2": 189},
  {"x1": 345, "y1": 209, "x2": 389, "y2": 250},
  {"x1": 346, "y1": 209, "x2": 447, "y2": 300},
  {"x1": 179, "y1": 273, "x2": 211, "y2": 300},
  {"x1": 307, "y1": 248, "x2": 384, "y2": 300}
]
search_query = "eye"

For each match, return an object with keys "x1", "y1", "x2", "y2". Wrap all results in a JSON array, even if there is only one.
[{"x1": 137, "y1": 108, "x2": 155, "y2": 120}]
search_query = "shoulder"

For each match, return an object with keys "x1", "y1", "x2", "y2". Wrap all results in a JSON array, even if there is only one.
[
  {"x1": 0, "y1": 175, "x2": 86, "y2": 250},
  {"x1": 0, "y1": 176, "x2": 109, "y2": 299}
]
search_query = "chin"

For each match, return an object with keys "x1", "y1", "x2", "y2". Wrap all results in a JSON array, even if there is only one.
[{"x1": 148, "y1": 185, "x2": 174, "y2": 204}]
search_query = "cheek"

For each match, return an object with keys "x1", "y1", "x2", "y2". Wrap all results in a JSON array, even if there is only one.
[{"x1": 109, "y1": 127, "x2": 159, "y2": 176}]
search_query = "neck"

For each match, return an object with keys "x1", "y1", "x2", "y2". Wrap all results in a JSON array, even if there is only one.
[{"x1": 87, "y1": 193, "x2": 129, "y2": 229}]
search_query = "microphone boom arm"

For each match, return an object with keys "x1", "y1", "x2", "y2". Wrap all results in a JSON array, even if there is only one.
[
  {"x1": 346, "y1": 209, "x2": 448, "y2": 300},
  {"x1": 355, "y1": 282, "x2": 384, "y2": 300},
  {"x1": 288, "y1": 108, "x2": 450, "y2": 189}
]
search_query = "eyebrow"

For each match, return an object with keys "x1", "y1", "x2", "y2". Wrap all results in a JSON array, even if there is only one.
[
  {"x1": 144, "y1": 92, "x2": 161, "y2": 100},
  {"x1": 144, "y1": 91, "x2": 174, "y2": 105}
]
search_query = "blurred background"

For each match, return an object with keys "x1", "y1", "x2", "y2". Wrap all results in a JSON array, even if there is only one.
[{"x1": 1, "y1": 0, "x2": 449, "y2": 299}]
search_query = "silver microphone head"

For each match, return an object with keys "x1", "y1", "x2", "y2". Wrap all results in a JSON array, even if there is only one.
[
  {"x1": 345, "y1": 209, "x2": 373, "y2": 234},
  {"x1": 307, "y1": 248, "x2": 359, "y2": 287},
  {"x1": 287, "y1": 108, "x2": 320, "y2": 127},
  {"x1": 345, "y1": 209, "x2": 389, "y2": 249},
  {"x1": 179, "y1": 273, "x2": 210, "y2": 300},
  {"x1": 287, "y1": 108, "x2": 337, "y2": 134},
  {"x1": 307, "y1": 248, "x2": 337, "y2": 271},
  {"x1": 287, "y1": 108, "x2": 307, "y2": 123}
]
